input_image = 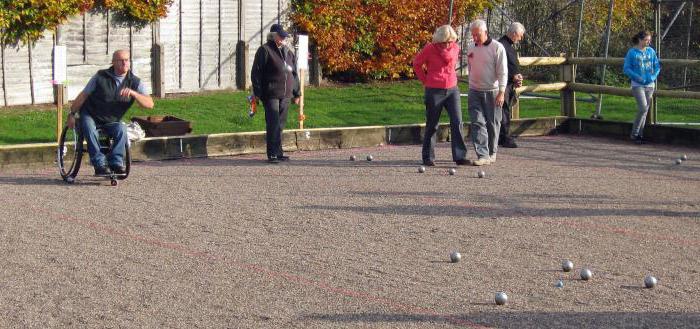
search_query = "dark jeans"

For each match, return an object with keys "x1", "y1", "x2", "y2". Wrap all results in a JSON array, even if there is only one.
[
  {"x1": 499, "y1": 83, "x2": 516, "y2": 141},
  {"x1": 80, "y1": 111, "x2": 127, "y2": 168},
  {"x1": 422, "y1": 87, "x2": 467, "y2": 162},
  {"x1": 263, "y1": 98, "x2": 290, "y2": 158}
]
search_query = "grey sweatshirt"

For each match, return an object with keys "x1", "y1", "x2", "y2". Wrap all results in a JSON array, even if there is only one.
[{"x1": 467, "y1": 38, "x2": 508, "y2": 92}]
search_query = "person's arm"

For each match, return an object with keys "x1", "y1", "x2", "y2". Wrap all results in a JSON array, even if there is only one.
[
  {"x1": 495, "y1": 44, "x2": 508, "y2": 107},
  {"x1": 651, "y1": 49, "x2": 661, "y2": 82},
  {"x1": 412, "y1": 44, "x2": 429, "y2": 83},
  {"x1": 119, "y1": 85, "x2": 154, "y2": 109},
  {"x1": 67, "y1": 75, "x2": 98, "y2": 128},
  {"x1": 251, "y1": 46, "x2": 268, "y2": 101},
  {"x1": 623, "y1": 50, "x2": 644, "y2": 83},
  {"x1": 67, "y1": 91, "x2": 89, "y2": 129}
]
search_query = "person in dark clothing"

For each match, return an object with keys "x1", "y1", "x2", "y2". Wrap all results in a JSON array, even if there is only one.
[
  {"x1": 498, "y1": 22, "x2": 525, "y2": 148},
  {"x1": 251, "y1": 24, "x2": 301, "y2": 163},
  {"x1": 68, "y1": 49, "x2": 154, "y2": 175}
]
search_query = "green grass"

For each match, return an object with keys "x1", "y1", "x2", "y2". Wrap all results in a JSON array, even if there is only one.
[{"x1": 1, "y1": 80, "x2": 698, "y2": 145}]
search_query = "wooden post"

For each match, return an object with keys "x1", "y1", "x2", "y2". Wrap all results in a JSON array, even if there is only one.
[
  {"x1": 511, "y1": 97, "x2": 520, "y2": 120},
  {"x1": 560, "y1": 63, "x2": 576, "y2": 117},
  {"x1": 650, "y1": 0, "x2": 661, "y2": 125},
  {"x1": 55, "y1": 84, "x2": 64, "y2": 143},
  {"x1": 54, "y1": 26, "x2": 65, "y2": 144},
  {"x1": 298, "y1": 69, "x2": 305, "y2": 130},
  {"x1": 236, "y1": 41, "x2": 249, "y2": 90},
  {"x1": 152, "y1": 42, "x2": 166, "y2": 98}
]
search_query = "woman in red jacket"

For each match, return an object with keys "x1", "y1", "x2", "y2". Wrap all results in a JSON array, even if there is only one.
[{"x1": 413, "y1": 25, "x2": 469, "y2": 167}]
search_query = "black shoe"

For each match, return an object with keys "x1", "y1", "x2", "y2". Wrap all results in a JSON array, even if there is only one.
[
  {"x1": 633, "y1": 136, "x2": 645, "y2": 145},
  {"x1": 501, "y1": 138, "x2": 518, "y2": 148},
  {"x1": 277, "y1": 155, "x2": 290, "y2": 161},
  {"x1": 422, "y1": 160, "x2": 435, "y2": 166},
  {"x1": 455, "y1": 159, "x2": 471, "y2": 166},
  {"x1": 267, "y1": 157, "x2": 280, "y2": 164},
  {"x1": 94, "y1": 165, "x2": 112, "y2": 176},
  {"x1": 110, "y1": 165, "x2": 127, "y2": 175}
]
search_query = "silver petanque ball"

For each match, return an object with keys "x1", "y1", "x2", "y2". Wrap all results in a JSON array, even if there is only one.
[
  {"x1": 580, "y1": 268, "x2": 593, "y2": 281},
  {"x1": 366, "y1": 155, "x2": 374, "y2": 161},
  {"x1": 555, "y1": 279, "x2": 564, "y2": 288},
  {"x1": 449, "y1": 251, "x2": 461, "y2": 263},
  {"x1": 350, "y1": 155, "x2": 356, "y2": 161},
  {"x1": 477, "y1": 170, "x2": 485, "y2": 178},
  {"x1": 418, "y1": 166, "x2": 426, "y2": 173},
  {"x1": 681, "y1": 154, "x2": 688, "y2": 161},
  {"x1": 448, "y1": 168, "x2": 456, "y2": 175},
  {"x1": 562, "y1": 259, "x2": 574, "y2": 272},
  {"x1": 644, "y1": 275, "x2": 658, "y2": 288},
  {"x1": 495, "y1": 292, "x2": 508, "y2": 305},
  {"x1": 675, "y1": 158, "x2": 683, "y2": 165}
]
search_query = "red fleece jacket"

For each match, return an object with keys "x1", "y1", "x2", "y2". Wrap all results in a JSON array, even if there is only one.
[{"x1": 413, "y1": 42, "x2": 460, "y2": 89}]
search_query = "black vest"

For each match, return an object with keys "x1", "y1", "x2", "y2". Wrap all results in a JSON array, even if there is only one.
[{"x1": 81, "y1": 68, "x2": 141, "y2": 125}]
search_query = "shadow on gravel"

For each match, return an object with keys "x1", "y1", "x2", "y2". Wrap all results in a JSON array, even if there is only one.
[
  {"x1": 136, "y1": 157, "x2": 425, "y2": 169},
  {"x1": 515, "y1": 138, "x2": 700, "y2": 181},
  {"x1": 0, "y1": 175, "x2": 70, "y2": 186},
  {"x1": 300, "y1": 204, "x2": 700, "y2": 219},
  {"x1": 300, "y1": 311, "x2": 700, "y2": 329}
]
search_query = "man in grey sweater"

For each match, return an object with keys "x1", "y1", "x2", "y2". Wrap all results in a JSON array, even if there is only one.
[{"x1": 466, "y1": 19, "x2": 508, "y2": 166}]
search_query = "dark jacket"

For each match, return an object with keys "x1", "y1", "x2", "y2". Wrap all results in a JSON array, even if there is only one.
[
  {"x1": 81, "y1": 67, "x2": 141, "y2": 125},
  {"x1": 498, "y1": 35, "x2": 520, "y2": 84},
  {"x1": 251, "y1": 40, "x2": 301, "y2": 100}
]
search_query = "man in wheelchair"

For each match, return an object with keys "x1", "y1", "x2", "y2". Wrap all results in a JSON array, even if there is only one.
[{"x1": 67, "y1": 49, "x2": 154, "y2": 176}]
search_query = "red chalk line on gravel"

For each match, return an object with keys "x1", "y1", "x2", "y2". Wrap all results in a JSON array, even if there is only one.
[{"x1": 20, "y1": 200, "x2": 491, "y2": 329}]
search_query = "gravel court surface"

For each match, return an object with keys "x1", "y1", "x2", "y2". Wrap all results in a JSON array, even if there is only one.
[{"x1": 0, "y1": 135, "x2": 699, "y2": 328}]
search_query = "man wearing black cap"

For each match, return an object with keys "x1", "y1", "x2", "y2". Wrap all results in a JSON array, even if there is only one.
[{"x1": 251, "y1": 24, "x2": 301, "y2": 163}]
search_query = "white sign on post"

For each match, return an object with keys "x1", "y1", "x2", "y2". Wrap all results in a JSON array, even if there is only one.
[
  {"x1": 296, "y1": 35, "x2": 309, "y2": 70},
  {"x1": 53, "y1": 45, "x2": 67, "y2": 85}
]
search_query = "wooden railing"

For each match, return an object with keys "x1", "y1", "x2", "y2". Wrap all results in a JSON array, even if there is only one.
[{"x1": 510, "y1": 56, "x2": 700, "y2": 121}]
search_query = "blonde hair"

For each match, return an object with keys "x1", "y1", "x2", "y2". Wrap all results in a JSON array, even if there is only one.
[{"x1": 432, "y1": 25, "x2": 458, "y2": 43}]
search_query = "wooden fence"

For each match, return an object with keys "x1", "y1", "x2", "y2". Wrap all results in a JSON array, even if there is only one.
[
  {"x1": 513, "y1": 56, "x2": 700, "y2": 122},
  {"x1": 0, "y1": 0, "x2": 293, "y2": 107}
]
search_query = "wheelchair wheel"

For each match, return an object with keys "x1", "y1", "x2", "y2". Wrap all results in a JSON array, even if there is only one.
[{"x1": 57, "y1": 125, "x2": 84, "y2": 182}]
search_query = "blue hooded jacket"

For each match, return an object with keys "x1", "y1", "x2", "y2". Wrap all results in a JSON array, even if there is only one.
[{"x1": 623, "y1": 47, "x2": 660, "y2": 87}]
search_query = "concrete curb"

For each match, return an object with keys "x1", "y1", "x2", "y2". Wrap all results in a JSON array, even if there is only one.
[
  {"x1": 0, "y1": 117, "x2": 576, "y2": 170},
  {"x1": 568, "y1": 118, "x2": 700, "y2": 147}
]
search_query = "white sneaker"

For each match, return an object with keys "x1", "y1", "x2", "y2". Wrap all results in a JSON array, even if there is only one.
[
  {"x1": 473, "y1": 157, "x2": 490, "y2": 166},
  {"x1": 489, "y1": 154, "x2": 497, "y2": 164}
]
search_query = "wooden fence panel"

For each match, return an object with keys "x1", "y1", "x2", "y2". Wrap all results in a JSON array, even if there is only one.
[
  {"x1": 85, "y1": 12, "x2": 110, "y2": 64},
  {"x1": 161, "y1": 0, "x2": 182, "y2": 93},
  {"x1": 180, "y1": 0, "x2": 201, "y2": 92},
  {"x1": 201, "y1": 0, "x2": 221, "y2": 89},
  {"x1": 3, "y1": 47, "x2": 32, "y2": 106},
  {"x1": 220, "y1": 0, "x2": 238, "y2": 89},
  {"x1": 30, "y1": 32, "x2": 56, "y2": 104},
  {"x1": 0, "y1": 0, "x2": 289, "y2": 107}
]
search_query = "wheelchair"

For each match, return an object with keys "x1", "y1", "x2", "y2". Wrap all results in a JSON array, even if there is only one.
[{"x1": 57, "y1": 118, "x2": 131, "y2": 186}]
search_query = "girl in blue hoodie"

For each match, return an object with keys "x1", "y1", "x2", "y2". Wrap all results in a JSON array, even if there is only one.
[{"x1": 623, "y1": 30, "x2": 660, "y2": 143}]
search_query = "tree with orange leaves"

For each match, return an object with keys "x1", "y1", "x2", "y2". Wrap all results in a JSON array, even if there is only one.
[{"x1": 291, "y1": 0, "x2": 492, "y2": 80}]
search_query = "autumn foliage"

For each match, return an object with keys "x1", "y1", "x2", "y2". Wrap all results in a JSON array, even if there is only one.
[
  {"x1": 0, "y1": 0, "x2": 172, "y2": 46},
  {"x1": 291, "y1": 0, "x2": 492, "y2": 80}
]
